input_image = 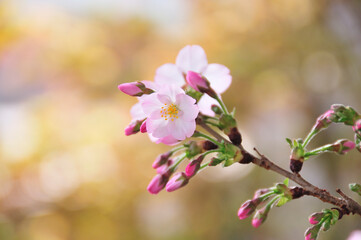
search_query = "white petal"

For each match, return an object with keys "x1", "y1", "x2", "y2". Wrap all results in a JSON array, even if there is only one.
[
  {"x1": 203, "y1": 63, "x2": 232, "y2": 94},
  {"x1": 176, "y1": 94, "x2": 199, "y2": 121},
  {"x1": 158, "y1": 85, "x2": 184, "y2": 103},
  {"x1": 146, "y1": 118, "x2": 169, "y2": 138},
  {"x1": 176, "y1": 45, "x2": 208, "y2": 73},
  {"x1": 154, "y1": 63, "x2": 185, "y2": 88},
  {"x1": 130, "y1": 101, "x2": 147, "y2": 120},
  {"x1": 168, "y1": 120, "x2": 186, "y2": 140},
  {"x1": 142, "y1": 80, "x2": 161, "y2": 91},
  {"x1": 198, "y1": 94, "x2": 219, "y2": 117},
  {"x1": 140, "y1": 94, "x2": 162, "y2": 115}
]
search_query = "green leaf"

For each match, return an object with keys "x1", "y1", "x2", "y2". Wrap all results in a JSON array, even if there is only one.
[
  {"x1": 276, "y1": 196, "x2": 290, "y2": 207},
  {"x1": 349, "y1": 183, "x2": 361, "y2": 196},
  {"x1": 283, "y1": 178, "x2": 289, "y2": 187},
  {"x1": 330, "y1": 209, "x2": 339, "y2": 225}
]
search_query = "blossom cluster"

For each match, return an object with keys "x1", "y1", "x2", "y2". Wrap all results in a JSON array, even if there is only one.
[
  {"x1": 118, "y1": 45, "x2": 240, "y2": 194},
  {"x1": 119, "y1": 46, "x2": 361, "y2": 240}
]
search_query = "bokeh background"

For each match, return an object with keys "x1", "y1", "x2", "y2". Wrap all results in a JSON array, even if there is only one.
[{"x1": 0, "y1": 0, "x2": 361, "y2": 239}]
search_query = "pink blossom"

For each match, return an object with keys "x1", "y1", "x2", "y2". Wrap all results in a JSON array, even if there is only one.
[
  {"x1": 141, "y1": 85, "x2": 199, "y2": 141},
  {"x1": 309, "y1": 216, "x2": 318, "y2": 225},
  {"x1": 305, "y1": 233, "x2": 312, "y2": 240},
  {"x1": 118, "y1": 82, "x2": 143, "y2": 96},
  {"x1": 185, "y1": 155, "x2": 204, "y2": 178},
  {"x1": 154, "y1": 45, "x2": 231, "y2": 115},
  {"x1": 147, "y1": 174, "x2": 168, "y2": 194},
  {"x1": 237, "y1": 200, "x2": 256, "y2": 220},
  {"x1": 165, "y1": 172, "x2": 189, "y2": 192}
]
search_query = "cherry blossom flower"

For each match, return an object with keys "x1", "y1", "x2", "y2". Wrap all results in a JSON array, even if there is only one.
[
  {"x1": 154, "y1": 45, "x2": 232, "y2": 115},
  {"x1": 140, "y1": 85, "x2": 199, "y2": 141}
]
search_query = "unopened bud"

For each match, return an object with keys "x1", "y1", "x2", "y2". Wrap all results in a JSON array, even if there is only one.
[
  {"x1": 165, "y1": 172, "x2": 189, "y2": 192},
  {"x1": 330, "y1": 139, "x2": 355, "y2": 154},
  {"x1": 185, "y1": 155, "x2": 204, "y2": 178},
  {"x1": 186, "y1": 71, "x2": 217, "y2": 98},
  {"x1": 304, "y1": 225, "x2": 321, "y2": 240},
  {"x1": 330, "y1": 104, "x2": 359, "y2": 126},
  {"x1": 238, "y1": 200, "x2": 257, "y2": 220},
  {"x1": 308, "y1": 212, "x2": 325, "y2": 225},
  {"x1": 312, "y1": 110, "x2": 334, "y2": 132},
  {"x1": 156, "y1": 159, "x2": 174, "y2": 176},
  {"x1": 124, "y1": 120, "x2": 143, "y2": 136},
  {"x1": 211, "y1": 104, "x2": 222, "y2": 115},
  {"x1": 118, "y1": 81, "x2": 154, "y2": 97},
  {"x1": 228, "y1": 127, "x2": 242, "y2": 146},
  {"x1": 147, "y1": 174, "x2": 169, "y2": 194},
  {"x1": 152, "y1": 151, "x2": 172, "y2": 169},
  {"x1": 252, "y1": 206, "x2": 270, "y2": 228},
  {"x1": 253, "y1": 188, "x2": 271, "y2": 199}
]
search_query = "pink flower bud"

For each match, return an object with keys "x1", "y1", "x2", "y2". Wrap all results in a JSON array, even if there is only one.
[
  {"x1": 140, "y1": 121, "x2": 147, "y2": 133},
  {"x1": 238, "y1": 200, "x2": 256, "y2": 220},
  {"x1": 253, "y1": 188, "x2": 271, "y2": 199},
  {"x1": 186, "y1": 71, "x2": 209, "y2": 92},
  {"x1": 118, "y1": 82, "x2": 144, "y2": 96},
  {"x1": 156, "y1": 159, "x2": 174, "y2": 176},
  {"x1": 308, "y1": 212, "x2": 324, "y2": 225},
  {"x1": 304, "y1": 225, "x2": 321, "y2": 240},
  {"x1": 147, "y1": 174, "x2": 168, "y2": 194},
  {"x1": 331, "y1": 139, "x2": 355, "y2": 154},
  {"x1": 185, "y1": 155, "x2": 204, "y2": 178},
  {"x1": 313, "y1": 110, "x2": 334, "y2": 132},
  {"x1": 165, "y1": 172, "x2": 189, "y2": 192},
  {"x1": 353, "y1": 119, "x2": 361, "y2": 134},
  {"x1": 305, "y1": 233, "x2": 312, "y2": 240},
  {"x1": 152, "y1": 152, "x2": 172, "y2": 169},
  {"x1": 251, "y1": 218, "x2": 263, "y2": 228},
  {"x1": 124, "y1": 120, "x2": 143, "y2": 136}
]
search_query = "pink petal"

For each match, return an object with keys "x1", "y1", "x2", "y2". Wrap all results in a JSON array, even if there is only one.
[
  {"x1": 142, "y1": 80, "x2": 161, "y2": 91},
  {"x1": 197, "y1": 94, "x2": 219, "y2": 117},
  {"x1": 176, "y1": 45, "x2": 208, "y2": 73},
  {"x1": 146, "y1": 118, "x2": 169, "y2": 138},
  {"x1": 140, "y1": 94, "x2": 163, "y2": 115},
  {"x1": 130, "y1": 102, "x2": 147, "y2": 120},
  {"x1": 157, "y1": 94, "x2": 172, "y2": 105},
  {"x1": 176, "y1": 94, "x2": 199, "y2": 121},
  {"x1": 154, "y1": 63, "x2": 185, "y2": 88},
  {"x1": 168, "y1": 119, "x2": 196, "y2": 140},
  {"x1": 203, "y1": 63, "x2": 232, "y2": 94}
]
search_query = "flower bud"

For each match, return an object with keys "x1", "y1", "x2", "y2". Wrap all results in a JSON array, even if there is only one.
[
  {"x1": 152, "y1": 151, "x2": 172, "y2": 169},
  {"x1": 228, "y1": 127, "x2": 242, "y2": 146},
  {"x1": 238, "y1": 200, "x2": 257, "y2": 220},
  {"x1": 330, "y1": 139, "x2": 355, "y2": 154},
  {"x1": 147, "y1": 174, "x2": 169, "y2": 194},
  {"x1": 252, "y1": 206, "x2": 270, "y2": 228},
  {"x1": 185, "y1": 155, "x2": 204, "y2": 178},
  {"x1": 186, "y1": 71, "x2": 217, "y2": 98},
  {"x1": 165, "y1": 172, "x2": 189, "y2": 192},
  {"x1": 304, "y1": 225, "x2": 321, "y2": 240},
  {"x1": 140, "y1": 121, "x2": 147, "y2": 133},
  {"x1": 349, "y1": 183, "x2": 361, "y2": 196},
  {"x1": 156, "y1": 159, "x2": 174, "y2": 176},
  {"x1": 211, "y1": 104, "x2": 222, "y2": 115},
  {"x1": 124, "y1": 120, "x2": 143, "y2": 136},
  {"x1": 312, "y1": 110, "x2": 334, "y2": 132},
  {"x1": 308, "y1": 212, "x2": 325, "y2": 225},
  {"x1": 330, "y1": 104, "x2": 359, "y2": 126}
]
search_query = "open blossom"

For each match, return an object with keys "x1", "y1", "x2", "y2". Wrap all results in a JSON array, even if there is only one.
[
  {"x1": 141, "y1": 85, "x2": 199, "y2": 141},
  {"x1": 154, "y1": 45, "x2": 231, "y2": 115}
]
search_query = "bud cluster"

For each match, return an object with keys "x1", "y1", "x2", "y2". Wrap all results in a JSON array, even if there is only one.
[
  {"x1": 305, "y1": 209, "x2": 340, "y2": 240},
  {"x1": 238, "y1": 179, "x2": 294, "y2": 228}
]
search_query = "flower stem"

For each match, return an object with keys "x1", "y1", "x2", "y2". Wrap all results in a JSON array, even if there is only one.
[
  {"x1": 170, "y1": 154, "x2": 187, "y2": 171},
  {"x1": 194, "y1": 131, "x2": 222, "y2": 146},
  {"x1": 304, "y1": 144, "x2": 332, "y2": 158},
  {"x1": 215, "y1": 95, "x2": 229, "y2": 115},
  {"x1": 302, "y1": 129, "x2": 317, "y2": 148}
]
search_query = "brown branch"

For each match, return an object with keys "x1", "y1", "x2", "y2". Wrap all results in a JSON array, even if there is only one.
[{"x1": 198, "y1": 121, "x2": 361, "y2": 217}]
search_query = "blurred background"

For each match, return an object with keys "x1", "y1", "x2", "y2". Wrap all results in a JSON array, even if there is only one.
[{"x1": 0, "y1": 0, "x2": 361, "y2": 239}]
